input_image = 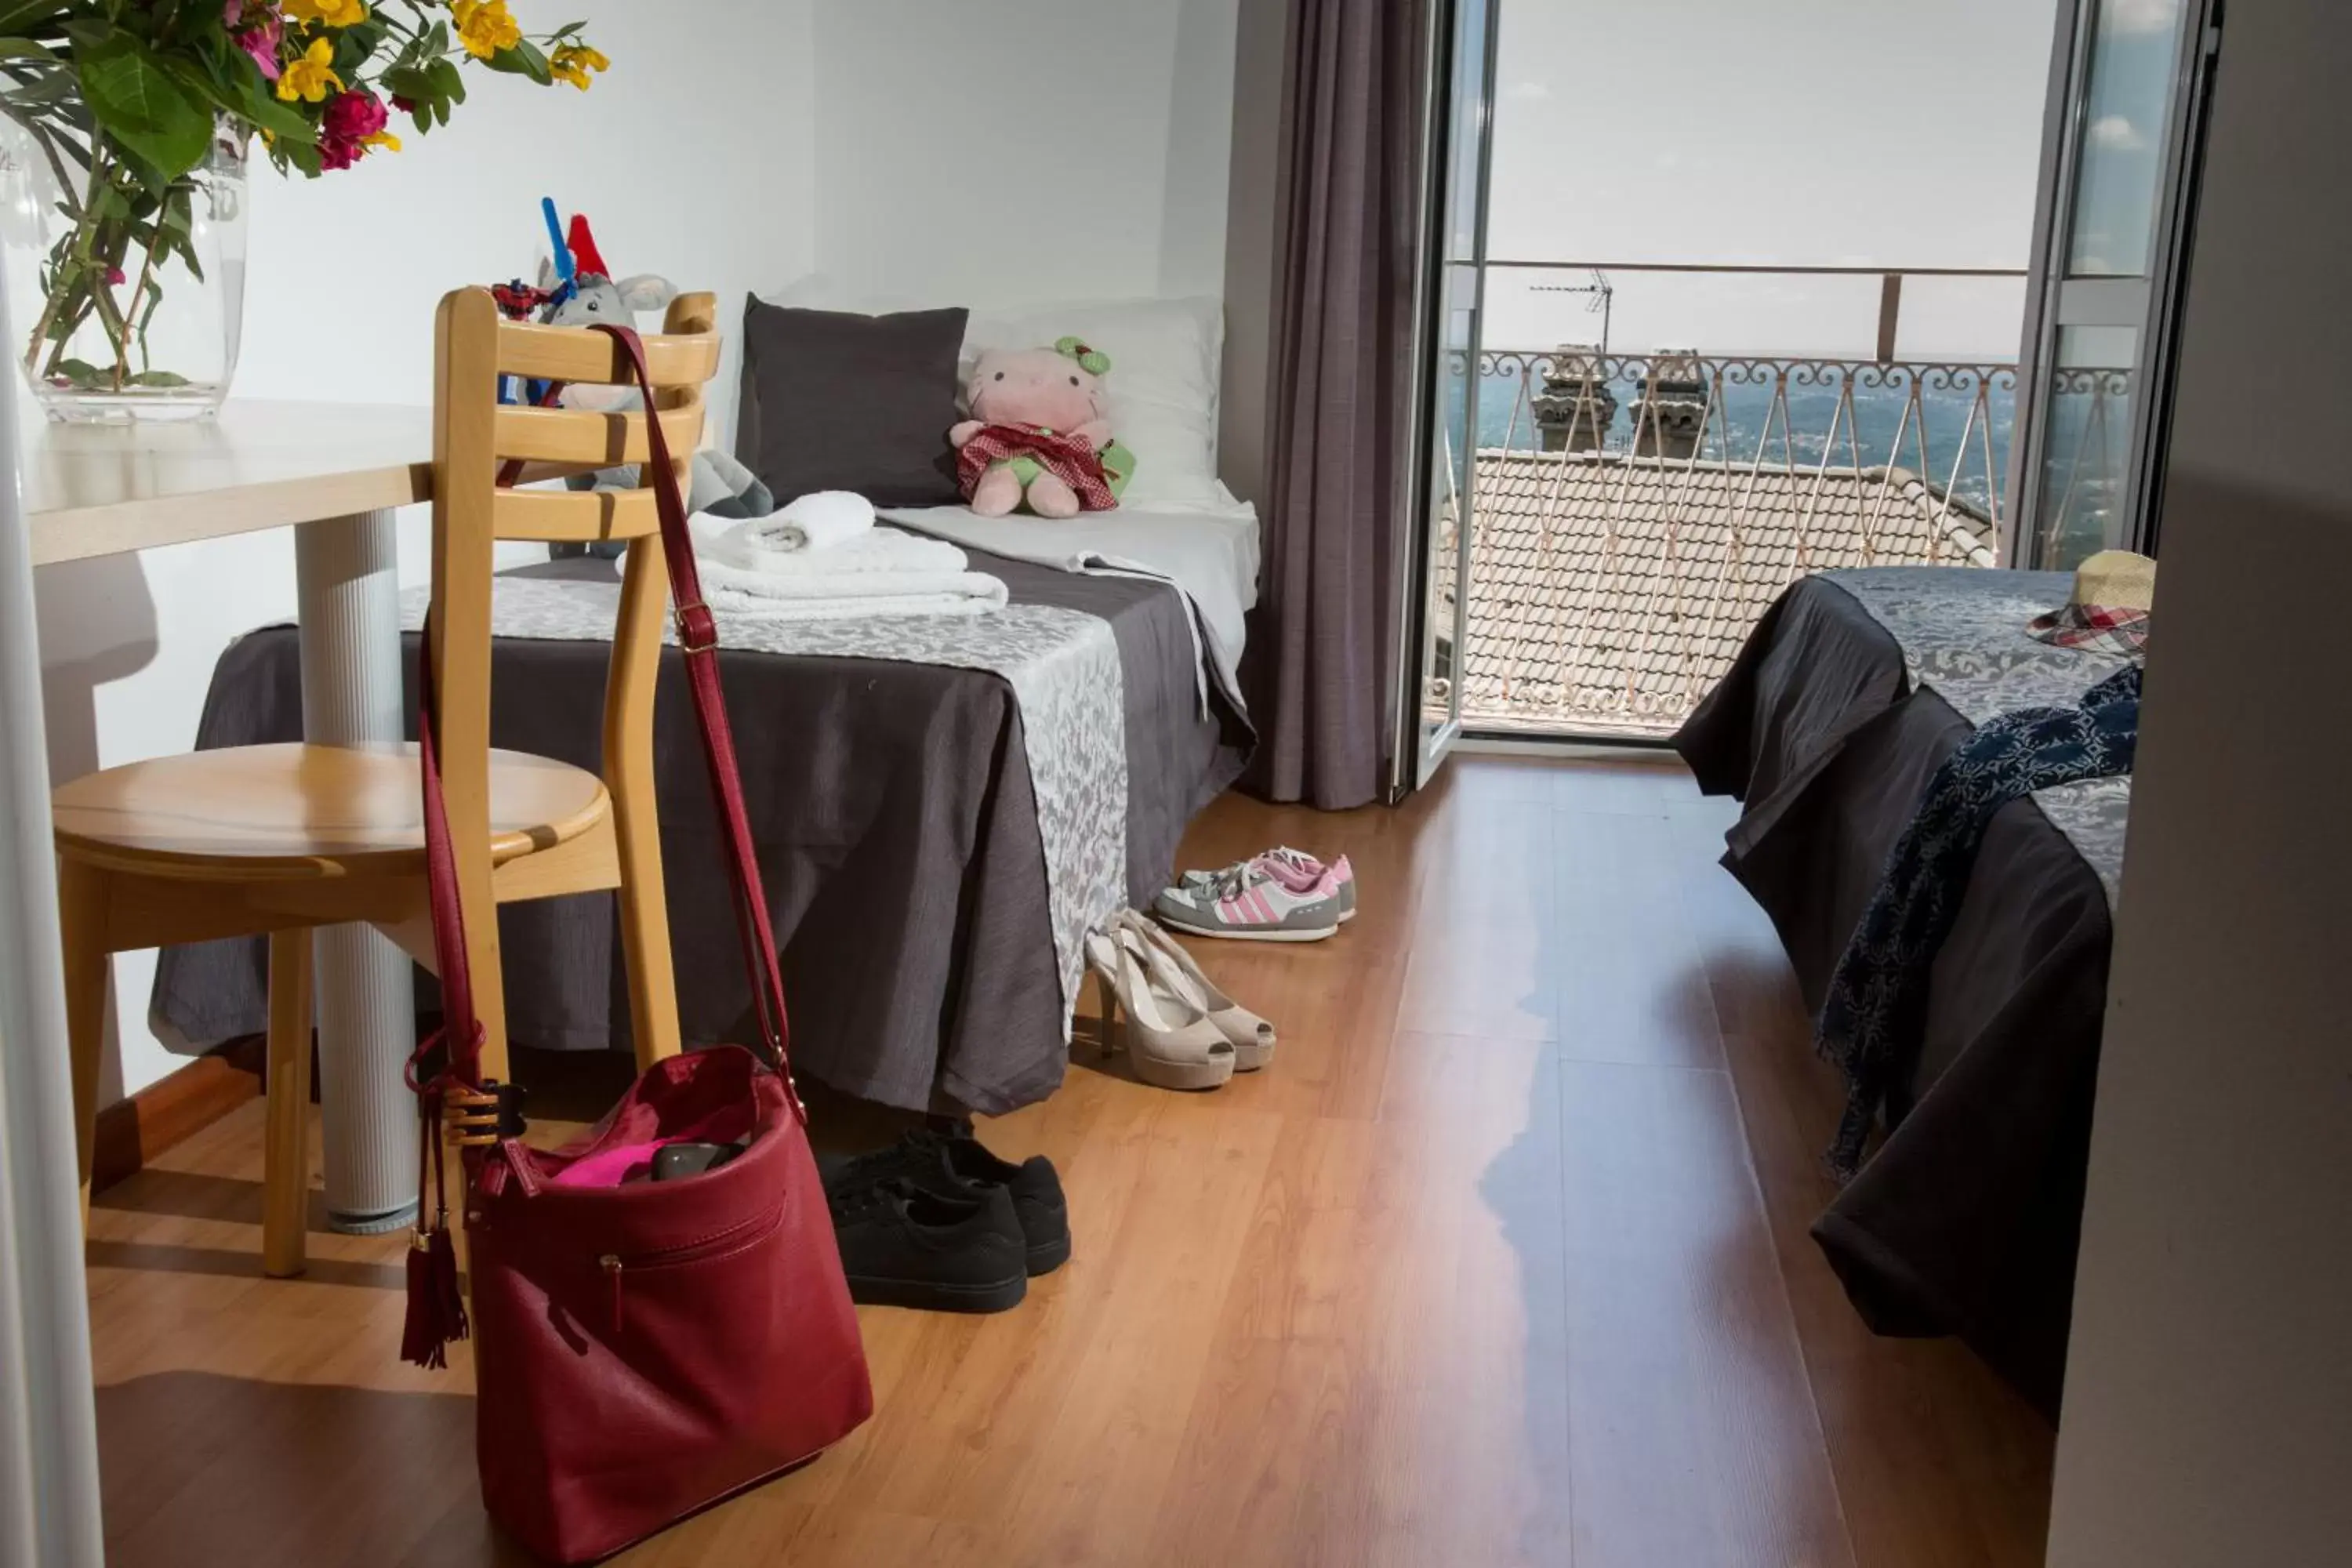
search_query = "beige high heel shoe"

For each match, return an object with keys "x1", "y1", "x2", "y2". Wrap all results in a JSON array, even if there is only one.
[
  {"x1": 1084, "y1": 927, "x2": 1237, "y2": 1091},
  {"x1": 1115, "y1": 910, "x2": 1277, "y2": 1070}
]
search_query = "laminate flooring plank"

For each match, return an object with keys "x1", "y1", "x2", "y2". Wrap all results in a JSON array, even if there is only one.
[{"x1": 78, "y1": 758, "x2": 2051, "y2": 1568}]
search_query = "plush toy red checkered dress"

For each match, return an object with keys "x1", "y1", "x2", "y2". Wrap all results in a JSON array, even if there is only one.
[{"x1": 954, "y1": 423, "x2": 1121, "y2": 512}]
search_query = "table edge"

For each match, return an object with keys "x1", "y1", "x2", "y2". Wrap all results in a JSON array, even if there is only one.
[{"x1": 29, "y1": 462, "x2": 436, "y2": 566}]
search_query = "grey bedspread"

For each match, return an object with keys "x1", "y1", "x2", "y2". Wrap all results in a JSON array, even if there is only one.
[
  {"x1": 1675, "y1": 570, "x2": 2112, "y2": 1414},
  {"x1": 152, "y1": 548, "x2": 1250, "y2": 1115},
  {"x1": 396, "y1": 578, "x2": 1127, "y2": 1032},
  {"x1": 1818, "y1": 567, "x2": 2135, "y2": 907}
]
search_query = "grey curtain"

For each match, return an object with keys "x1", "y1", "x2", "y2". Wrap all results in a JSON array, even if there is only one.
[{"x1": 1250, "y1": 0, "x2": 1428, "y2": 809}]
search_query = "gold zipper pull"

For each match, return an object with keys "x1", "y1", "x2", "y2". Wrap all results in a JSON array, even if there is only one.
[{"x1": 601, "y1": 1254, "x2": 623, "y2": 1336}]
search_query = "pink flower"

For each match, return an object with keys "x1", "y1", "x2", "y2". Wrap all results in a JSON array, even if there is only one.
[
  {"x1": 321, "y1": 88, "x2": 387, "y2": 143},
  {"x1": 318, "y1": 136, "x2": 362, "y2": 172},
  {"x1": 228, "y1": 5, "x2": 283, "y2": 82},
  {"x1": 106, "y1": 267, "x2": 125, "y2": 286}
]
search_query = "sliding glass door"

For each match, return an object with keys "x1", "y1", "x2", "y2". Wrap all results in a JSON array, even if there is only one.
[
  {"x1": 1394, "y1": 0, "x2": 1498, "y2": 799},
  {"x1": 2014, "y1": 0, "x2": 2222, "y2": 568}
]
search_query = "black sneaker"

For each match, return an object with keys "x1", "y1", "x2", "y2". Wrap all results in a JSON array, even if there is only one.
[
  {"x1": 820, "y1": 1127, "x2": 1072, "y2": 1277},
  {"x1": 829, "y1": 1179, "x2": 1028, "y2": 1313}
]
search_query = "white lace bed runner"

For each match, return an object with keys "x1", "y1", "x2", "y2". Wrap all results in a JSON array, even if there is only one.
[
  {"x1": 400, "y1": 579, "x2": 1125, "y2": 1031},
  {"x1": 1819, "y1": 568, "x2": 2135, "y2": 909}
]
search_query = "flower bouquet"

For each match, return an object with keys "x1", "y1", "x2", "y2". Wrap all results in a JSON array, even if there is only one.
[{"x1": 0, "y1": 2, "x2": 609, "y2": 419}]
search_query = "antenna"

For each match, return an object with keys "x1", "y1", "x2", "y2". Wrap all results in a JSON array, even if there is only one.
[{"x1": 1530, "y1": 269, "x2": 1612, "y2": 357}]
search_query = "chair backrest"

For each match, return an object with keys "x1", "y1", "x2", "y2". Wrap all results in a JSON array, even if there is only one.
[{"x1": 426, "y1": 286, "x2": 724, "y2": 1061}]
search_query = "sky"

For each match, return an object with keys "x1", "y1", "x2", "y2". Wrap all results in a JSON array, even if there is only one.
[{"x1": 1478, "y1": 0, "x2": 2118, "y2": 361}]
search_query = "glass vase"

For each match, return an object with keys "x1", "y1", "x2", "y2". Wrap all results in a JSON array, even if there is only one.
[{"x1": 0, "y1": 120, "x2": 249, "y2": 423}]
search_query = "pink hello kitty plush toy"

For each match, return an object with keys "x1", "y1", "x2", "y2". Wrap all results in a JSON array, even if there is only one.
[{"x1": 949, "y1": 337, "x2": 1136, "y2": 517}]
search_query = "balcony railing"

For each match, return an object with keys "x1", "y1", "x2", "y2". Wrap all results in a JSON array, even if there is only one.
[
  {"x1": 1432, "y1": 347, "x2": 2022, "y2": 738},
  {"x1": 1425, "y1": 256, "x2": 2136, "y2": 739}
]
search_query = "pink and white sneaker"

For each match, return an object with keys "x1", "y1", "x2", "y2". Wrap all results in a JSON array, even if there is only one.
[
  {"x1": 1179, "y1": 848, "x2": 1356, "y2": 924},
  {"x1": 1153, "y1": 859, "x2": 1343, "y2": 942}
]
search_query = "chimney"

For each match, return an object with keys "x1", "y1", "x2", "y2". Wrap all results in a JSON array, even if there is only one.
[
  {"x1": 1532, "y1": 344, "x2": 1617, "y2": 452},
  {"x1": 1632, "y1": 350, "x2": 1709, "y2": 460}
]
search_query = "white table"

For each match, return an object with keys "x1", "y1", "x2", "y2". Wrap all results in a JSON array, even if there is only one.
[{"x1": 31, "y1": 401, "x2": 436, "y2": 1232}]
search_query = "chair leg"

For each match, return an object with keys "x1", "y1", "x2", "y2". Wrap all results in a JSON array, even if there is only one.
[
  {"x1": 261, "y1": 929, "x2": 314, "y2": 1279},
  {"x1": 56, "y1": 858, "x2": 111, "y2": 1232},
  {"x1": 612, "y1": 812, "x2": 683, "y2": 1071}
]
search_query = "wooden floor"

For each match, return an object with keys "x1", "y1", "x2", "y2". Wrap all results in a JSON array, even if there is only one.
[{"x1": 83, "y1": 757, "x2": 2053, "y2": 1566}]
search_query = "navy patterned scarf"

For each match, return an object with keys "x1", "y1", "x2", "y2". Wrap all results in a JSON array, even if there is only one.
[{"x1": 1818, "y1": 662, "x2": 2143, "y2": 1177}]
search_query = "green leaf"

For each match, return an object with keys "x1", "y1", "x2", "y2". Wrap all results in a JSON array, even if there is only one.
[
  {"x1": 0, "y1": 2, "x2": 71, "y2": 37},
  {"x1": 380, "y1": 63, "x2": 434, "y2": 105},
  {"x1": 52, "y1": 355, "x2": 106, "y2": 388},
  {"x1": 6, "y1": 59, "x2": 82, "y2": 104},
  {"x1": 129, "y1": 368, "x2": 188, "y2": 387},
  {"x1": 481, "y1": 39, "x2": 551, "y2": 86},
  {"x1": 332, "y1": 23, "x2": 390, "y2": 78},
  {"x1": 224, "y1": 67, "x2": 318, "y2": 144},
  {"x1": 74, "y1": 30, "x2": 213, "y2": 180}
]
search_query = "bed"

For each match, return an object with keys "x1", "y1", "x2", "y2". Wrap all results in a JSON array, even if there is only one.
[
  {"x1": 1675, "y1": 566, "x2": 2136, "y2": 1414},
  {"x1": 152, "y1": 524, "x2": 1253, "y2": 1116}
]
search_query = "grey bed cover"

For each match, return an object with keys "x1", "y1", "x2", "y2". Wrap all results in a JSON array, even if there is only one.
[
  {"x1": 153, "y1": 550, "x2": 1251, "y2": 1116},
  {"x1": 1675, "y1": 572, "x2": 2109, "y2": 1414}
]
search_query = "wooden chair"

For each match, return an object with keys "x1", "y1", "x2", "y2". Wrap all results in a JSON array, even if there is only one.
[{"x1": 52, "y1": 288, "x2": 724, "y2": 1276}]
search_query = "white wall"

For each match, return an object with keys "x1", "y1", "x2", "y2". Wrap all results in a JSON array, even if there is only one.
[
  {"x1": 35, "y1": 0, "x2": 818, "y2": 1102},
  {"x1": 2044, "y1": 1, "x2": 2352, "y2": 1563},
  {"x1": 38, "y1": 0, "x2": 1254, "y2": 1105},
  {"x1": 807, "y1": 0, "x2": 1240, "y2": 310}
]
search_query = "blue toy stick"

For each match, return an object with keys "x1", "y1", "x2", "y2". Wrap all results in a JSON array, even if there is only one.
[{"x1": 542, "y1": 196, "x2": 575, "y2": 284}]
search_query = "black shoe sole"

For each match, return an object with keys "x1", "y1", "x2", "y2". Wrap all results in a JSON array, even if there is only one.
[
  {"x1": 845, "y1": 1270, "x2": 1028, "y2": 1313},
  {"x1": 1025, "y1": 1232, "x2": 1073, "y2": 1277}
]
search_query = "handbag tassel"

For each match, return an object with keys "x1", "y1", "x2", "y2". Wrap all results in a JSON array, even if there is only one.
[{"x1": 401, "y1": 1093, "x2": 470, "y2": 1370}]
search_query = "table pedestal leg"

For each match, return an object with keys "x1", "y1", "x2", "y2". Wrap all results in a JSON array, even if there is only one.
[{"x1": 295, "y1": 508, "x2": 419, "y2": 1235}]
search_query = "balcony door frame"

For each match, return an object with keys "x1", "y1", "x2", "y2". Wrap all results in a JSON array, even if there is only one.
[
  {"x1": 1388, "y1": 0, "x2": 1503, "y2": 803},
  {"x1": 2007, "y1": 0, "x2": 2223, "y2": 568}
]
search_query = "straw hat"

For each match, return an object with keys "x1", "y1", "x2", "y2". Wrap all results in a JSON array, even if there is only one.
[
  {"x1": 2027, "y1": 550, "x2": 2155, "y2": 653},
  {"x1": 2066, "y1": 550, "x2": 2157, "y2": 612}
]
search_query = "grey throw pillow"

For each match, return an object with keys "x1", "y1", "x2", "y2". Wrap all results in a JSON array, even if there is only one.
[{"x1": 735, "y1": 298, "x2": 969, "y2": 508}]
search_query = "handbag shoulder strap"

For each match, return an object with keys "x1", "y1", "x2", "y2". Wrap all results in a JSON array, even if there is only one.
[{"x1": 417, "y1": 322, "x2": 800, "y2": 1113}]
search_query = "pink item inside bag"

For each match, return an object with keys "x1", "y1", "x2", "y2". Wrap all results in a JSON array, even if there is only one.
[{"x1": 546, "y1": 1105, "x2": 755, "y2": 1189}]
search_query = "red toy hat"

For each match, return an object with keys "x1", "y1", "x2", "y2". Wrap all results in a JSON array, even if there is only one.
[{"x1": 565, "y1": 213, "x2": 612, "y2": 281}]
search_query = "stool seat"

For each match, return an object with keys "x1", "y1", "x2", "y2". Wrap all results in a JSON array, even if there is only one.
[{"x1": 53, "y1": 742, "x2": 609, "y2": 878}]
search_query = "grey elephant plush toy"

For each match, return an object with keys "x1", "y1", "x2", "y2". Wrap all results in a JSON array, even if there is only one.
[{"x1": 524, "y1": 212, "x2": 773, "y2": 556}]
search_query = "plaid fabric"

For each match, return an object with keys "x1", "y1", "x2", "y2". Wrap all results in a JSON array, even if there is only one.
[
  {"x1": 956, "y1": 423, "x2": 1120, "y2": 511},
  {"x1": 2027, "y1": 601, "x2": 2151, "y2": 655}
]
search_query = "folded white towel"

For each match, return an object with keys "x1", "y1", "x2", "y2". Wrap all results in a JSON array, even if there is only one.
[
  {"x1": 699, "y1": 558, "x2": 1009, "y2": 620},
  {"x1": 752, "y1": 490, "x2": 875, "y2": 554},
  {"x1": 704, "y1": 585, "x2": 1007, "y2": 622},
  {"x1": 686, "y1": 511, "x2": 1000, "y2": 618},
  {"x1": 691, "y1": 514, "x2": 967, "y2": 578}
]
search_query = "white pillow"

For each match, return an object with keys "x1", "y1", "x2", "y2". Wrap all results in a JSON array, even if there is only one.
[{"x1": 963, "y1": 297, "x2": 1231, "y2": 513}]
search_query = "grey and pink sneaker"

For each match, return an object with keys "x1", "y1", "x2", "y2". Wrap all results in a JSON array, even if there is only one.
[
  {"x1": 1153, "y1": 860, "x2": 1343, "y2": 942},
  {"x1": 1180, "y1": 848, "x2": 1356, "y2": 924}
]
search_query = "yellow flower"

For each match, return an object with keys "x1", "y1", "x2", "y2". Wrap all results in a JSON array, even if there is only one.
[
  {"x1": 550, "y1": 42, "x2": 609, "y2": 91},
  {"x1": 365, "y1": 130, "x2": 403, "y2": 153},
  {"x1": 276, "y1": 37, "x2": 343, "y2": 103},
  {"x1": 285, "y1": 0, "x2": 369, "y2": 24},
  {"x1": 452, "y1": 0, "x2": 523, "y2": 60}
]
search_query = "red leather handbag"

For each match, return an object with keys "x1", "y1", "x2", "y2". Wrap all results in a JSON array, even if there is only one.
[{"x1": 404, "y1": 323, "x2": 871, "y2": 1564}]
